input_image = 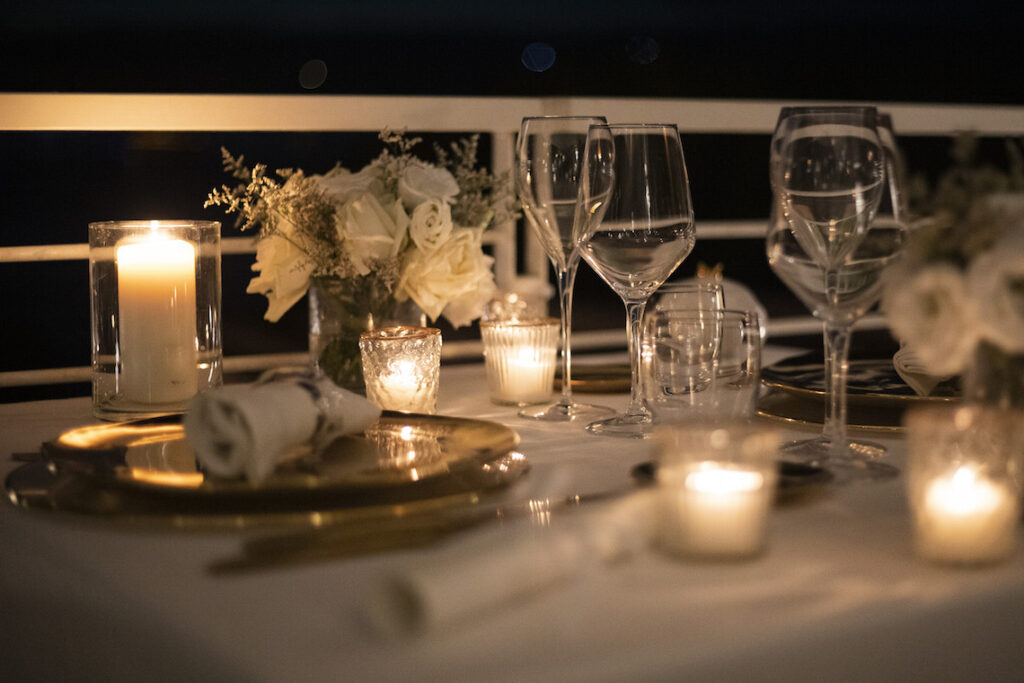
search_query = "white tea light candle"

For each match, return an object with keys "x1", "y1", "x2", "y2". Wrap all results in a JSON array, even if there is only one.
[
  {"x1": 915, "y1": 466, "x2": 1020, "y2": 565},
  {"x1": 655, "y1": 424, "x2": 780, "y2": 560},
  {"x1": 116, "y1": 238, "x2": 198, "y2": 403},
  {"x1": 659, "y1": 463, "x2": 771, "y2": 558},
  {"x1": 480, "y1": 319, "x2": 558, "y2": 406},
  {"x1": 360, "y1": 326, "x2": 441, "y2": 413},
  {"x1": 906, "y1": 405, "x2": 1024, "y2": 566}
]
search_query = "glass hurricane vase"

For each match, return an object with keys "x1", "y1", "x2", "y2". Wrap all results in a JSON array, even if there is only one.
[{"x1": 308, "y1": 278, "x2": 426, "y2": 392}]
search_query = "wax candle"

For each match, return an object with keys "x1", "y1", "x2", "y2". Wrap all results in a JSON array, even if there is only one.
[
  {"x1": 360, "y1": 326, "x2": 441, "y2": 414},
  {"x1": 480, "y1": 319, "x2": 558, "y2": 405},
  {"x1": 116, "y1": 237, "x2": 198, "y2": 404},
  {"x1": 914, "y1": 466, "x2": 1020, "y2": 565},
  {"x1": 380, "y1": 361, "x2": 423, "y2": 411},
  {"x1": 659, "y1": 463, "x2": 771, "y2": 558}
]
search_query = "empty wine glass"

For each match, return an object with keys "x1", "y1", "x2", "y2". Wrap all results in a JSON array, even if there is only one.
[
  {"x1": 576, "y1": 123, "x2": 696, "y2": 438},
  {"x1": 515, "y1": 116, "x2": 614, "y2": 422},
  {"x1": 767, "y1": 106, "x2": 905, "y2": 476}
]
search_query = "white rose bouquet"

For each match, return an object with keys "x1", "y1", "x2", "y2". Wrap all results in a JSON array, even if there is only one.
[
  {"x1": 206, "y1": 131, "x2": 517, "y2": 386},
  {"x1": 882, "y1": 134, "x2": 1024, "y2": 400}
]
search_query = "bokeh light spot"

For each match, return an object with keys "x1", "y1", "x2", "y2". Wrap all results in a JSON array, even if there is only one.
[
  {"x1": 521, "y1": 43, "x2": 556, "y2": 72},
  {"x1": 626, "y1": 36, "x2": 660, "y2": 65},
  {"x1": 299, "y1": 59, "x2": 328, "y2": 89}
]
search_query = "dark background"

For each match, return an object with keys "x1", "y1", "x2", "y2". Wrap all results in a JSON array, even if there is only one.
[{"x1": 2, "y1": 1, "x2": 1021, "y2": 401}]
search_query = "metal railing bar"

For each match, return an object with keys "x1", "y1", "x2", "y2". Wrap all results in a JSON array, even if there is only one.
[
  {"x1": 1, "y1": 220, "x2": 768, "y2": 263},
  {"x1": 0, "y1": 314, "x2": 888, "y2": 388},
  {"x1": 2, "y1": 93, "x2": 1023, "y2": 136}
]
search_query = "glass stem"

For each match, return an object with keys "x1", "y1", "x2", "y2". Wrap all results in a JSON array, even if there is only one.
[
  {"x1": 556, "y1": 259, "x2": 580, "y2": 407},
  {"x1": 823, "y1": 320, "x2": 851, "y2": 458},
  {"x1": 624, "y1": 299, "x2": 648, "y2": 417}
]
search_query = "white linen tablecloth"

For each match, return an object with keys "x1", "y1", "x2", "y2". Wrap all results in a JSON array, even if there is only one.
[{"x1": 2, "y1": 360, "x2": 1023, "y2": 682}]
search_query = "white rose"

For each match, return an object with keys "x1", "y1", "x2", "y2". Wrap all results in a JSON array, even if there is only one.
[
  {"x1": 408, "y1": 199, "x2": 453, "y2": 252},
  {"x1": 246, "y1": 219, "x2": 314, "y2": 322},
  {"x1": 315, "y1": 165, "x2": 381, "y2": 205},
  {"x1": 967, "y1": 242, "x2": 1024, "y2": 354},
  {"x1": 396, "y1": 228, "x2": 495, "y2": 327},
  {"x1": 397, "y1": 162, "x2": 459, "y2": 211},
  {"x1": 883, "y1": 264, "x2": 979, "y2": 375},
  {"x1": 335, "y1": 193, "x2": 408, "y2": 275}
]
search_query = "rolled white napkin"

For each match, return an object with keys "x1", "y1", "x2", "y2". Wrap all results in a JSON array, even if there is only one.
[
  {"x1": 184, "y1": 377, "x2": 381, "y2": 482},
  {"x1": 364, "y1": 491, "x2": 655, "y2": 637},
  {"x1": 893, "y1": 345, "x2": 953, "y2": 396}
]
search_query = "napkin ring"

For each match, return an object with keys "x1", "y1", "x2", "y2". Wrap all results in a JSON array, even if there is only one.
[{"x1": 256, "y1": 367, "x2": 336, "y2": 451}]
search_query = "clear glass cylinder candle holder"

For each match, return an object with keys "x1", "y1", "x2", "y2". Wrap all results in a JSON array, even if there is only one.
[
  {"x1": 359, "y1": 326, "x2": 441, "y2": 413},
  {"x1": 906, "y1": 405, "x2": 1024, "y2": 566},
  {"x1": 654, "y1": 422, "x2": 780, "y2": 560},
  {"x1": 89, "y1": 220, "x2": 222, "y2": 420},
  {"x1": 480, "y1": 318, "x2": 559, "y2": 406}
]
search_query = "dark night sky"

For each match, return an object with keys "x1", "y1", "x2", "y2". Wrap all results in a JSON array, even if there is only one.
[{"x1": 3, "y1": 1, "x2": 1022, "y2": 103}]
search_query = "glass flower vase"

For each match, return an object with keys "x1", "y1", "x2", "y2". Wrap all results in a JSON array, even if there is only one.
[
  {"x1": 308, "y1": 278, "x2": 426, "y2": 392},
  {"x1": 963, "y1": 342, "x2": 1024, "y2": 409}
]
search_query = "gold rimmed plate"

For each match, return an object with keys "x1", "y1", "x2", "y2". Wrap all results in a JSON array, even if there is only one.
[
  {"x1": 762, "y1": 353, "x2": 959, "y2": 406},
  {"x1": 555, "y1": 363, "x2": 631, "y2": 393},
  {"x1": 6, "y1": 412, "x2": 528, "y2": 529},
  {"x1": 756, "y1": 390, "x2": 903, "y2": 433}
]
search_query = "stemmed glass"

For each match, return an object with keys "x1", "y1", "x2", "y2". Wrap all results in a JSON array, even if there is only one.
[
  {"x1": 766, "y1": 106, "x2": 905, "y2": 476},
  {"x1": 576, "y1": 123, "x2": 696, "y2": 437},
  {"x1": 515, "y1": 116, "x2": 614, "y2": 422}
]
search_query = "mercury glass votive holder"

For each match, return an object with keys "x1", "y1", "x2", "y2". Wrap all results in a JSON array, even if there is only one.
[
  {"x1": 480, "y1": 318, "x2": 559, "y2": 406},
  {"x1": 88, "y1": 220, "x2": 222, "y2": 420},
  {"x1": 359, "y1": 326, "x2": 441, "y2": 413},
  {"x1": 654, "y1": 423, "x2": 780, "y2": 560},
  {"x1": 906, "y1": 405, "x2": 1024, "y2": 566}
]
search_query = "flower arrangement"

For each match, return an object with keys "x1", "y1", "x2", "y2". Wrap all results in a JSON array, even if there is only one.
[
  {"x1": 882, "y1": 135, "x2": 1024, "y2": 380},
  {"x1": 206, "y1": 131, "x2": 518, "y2": 386},
  {"x1": 207, "y1": 131, "x2": 517, "y2": 325}
]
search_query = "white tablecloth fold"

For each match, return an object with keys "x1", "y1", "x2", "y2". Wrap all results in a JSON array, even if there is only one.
[{"x1": 183, "y1": 377, "x2": 380, "y2": 482}]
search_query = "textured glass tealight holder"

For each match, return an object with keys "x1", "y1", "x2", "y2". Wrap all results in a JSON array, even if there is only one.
[
  {"x1": 906, "y1": 405, "x2": 1024, "y2": 566},
  {"x1": 480, "y1": 318, "x2": 559, "y2": 406},
  {"x1": 654, "y1": 423, "x2": 779, "y2": 560},
  {"x1": 89, "y1": 220, "x2": 222, "y2": 420},
  {"x1": 359, "y1": 326, "x2": 441, "y2": 413}
]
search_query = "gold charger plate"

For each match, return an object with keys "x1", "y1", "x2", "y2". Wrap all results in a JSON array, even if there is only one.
[
  {"x1": 762, "y1": 354, "x2": 958, "y2": 406},
  {"x1": 555, "y1": 363, "x2": 631, "y2": 393},
  {"x1": 756, "y1": 390, "x2": 903, "y2": 433},
  {"x1": 6, "y1": 412, "x2": 528, "y2": 530}
]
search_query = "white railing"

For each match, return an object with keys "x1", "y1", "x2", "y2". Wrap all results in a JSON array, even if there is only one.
[{"x1": 3, "y1": 93, "x2": 1023, "y2": 387}]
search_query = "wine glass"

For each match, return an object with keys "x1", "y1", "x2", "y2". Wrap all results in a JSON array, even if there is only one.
[
  {"x1": 515, "y1": 116, "x2": 614, "y2": 422},
  {"x1": 767, "y1": 106, "x2": 905, "y2": 476},
  {"x1": 576, "y1": 123, "x2": 696, "y2": 438}
]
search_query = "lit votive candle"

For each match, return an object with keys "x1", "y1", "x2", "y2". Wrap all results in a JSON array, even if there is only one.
[
  {"x1": 655, "y1": 424, "x2": 779, "y2": 560},
  {"x1": 906, "y1": 405, "x2": 1024, "y2": 566},
  {"x1": 480, "y1": 318, "x2": 558, "y2": 406},
  {"x1": 914, "y1": 466, "x2": 1020, "y2": 565},
  {"x1": 360, "y1": 326, "x2": 441, "y2": 413},
  {"x1": 116, "y1": 236, "x2": 198, "y2": 404}
]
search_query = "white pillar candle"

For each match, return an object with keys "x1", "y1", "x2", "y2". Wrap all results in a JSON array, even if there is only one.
[
  {"x1": 915, "y1": 466, "x2": 1020, "y2": 565},
  {"x1": 659, "y1": 464, "x2": 771, "y2": 559},
  {"x1": 116, "y1": 238, "x2": 198, "y2": 404},
  {"x1": 481, "y1": 319, "x2": 557, "y2": 406}
]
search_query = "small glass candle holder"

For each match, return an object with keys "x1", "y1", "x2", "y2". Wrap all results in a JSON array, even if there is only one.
[
  {"x1": 654, "y1": 423, "x2": 780, "y2": 560},
  {"x1": 89, "y1": 220, "x2": 222, "y2": 420},
  {"x1": 906, "y1": 405, "x2": 1024, "y2": 566},
  {"x1": 480, "y1": 318, "x2": 559, "y2": 406},
  {"x1": 359, "y1": 326, "x2": 441, "y2": 413}
]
